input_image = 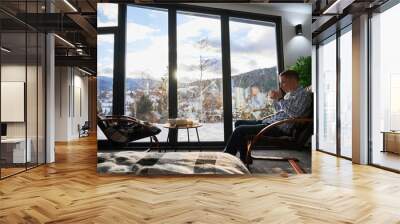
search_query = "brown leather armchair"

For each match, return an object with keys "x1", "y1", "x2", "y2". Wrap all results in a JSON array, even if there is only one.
[
  {"x1": 245, "y1": 117, "x2": 313, "y2": 174},
  {"x1": 245, "y1": 91, "x2": 314, "y2": 174}
]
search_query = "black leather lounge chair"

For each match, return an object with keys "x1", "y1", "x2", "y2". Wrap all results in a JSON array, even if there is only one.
[{"x1": 97, "y1": 115, "x2": 161, "y2": 151}]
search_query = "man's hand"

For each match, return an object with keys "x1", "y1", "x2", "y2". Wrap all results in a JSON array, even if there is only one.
[{"x1": 268, "y1": 89, "x2": 283, "y2": 101}]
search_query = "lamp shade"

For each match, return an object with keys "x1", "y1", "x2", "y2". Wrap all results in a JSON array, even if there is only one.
[{"x1": 295, "y1": 24, "x2": 303, "y2": 35}]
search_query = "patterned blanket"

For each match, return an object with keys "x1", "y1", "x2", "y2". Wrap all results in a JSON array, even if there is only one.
[{"x1": 97, "y1": 151, "x2": 250, "y2": 175}]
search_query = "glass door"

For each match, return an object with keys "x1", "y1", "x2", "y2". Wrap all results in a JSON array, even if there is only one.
[
  {"x1": 1, "y1": 31, "x2": 28, "y2": 177},
  {"x1": 0, "y1": 1, "x2": 46, "y2": 179},
  {"x1": 370, "y1": 2, "x2": 400, "y2": 171},
  {"x1": 317, "y1": 35, "x2": 337, "y2": 154},
  {"x1": 339, "y1": 26, "x2": 352, "y2": 158}
]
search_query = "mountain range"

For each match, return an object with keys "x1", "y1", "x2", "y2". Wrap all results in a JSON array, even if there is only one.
[{"x1": 98, "y1": 67, "x2": 278, "y2": 92}]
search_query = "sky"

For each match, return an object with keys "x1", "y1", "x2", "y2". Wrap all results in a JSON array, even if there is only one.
[{"x1": 97, "y1": 4, "x2": 278, "y2": 81}]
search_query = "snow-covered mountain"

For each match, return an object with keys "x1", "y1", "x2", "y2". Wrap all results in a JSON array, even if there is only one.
[{"x1": 98, "y1": 67, "x2": 278, "y2": 92}]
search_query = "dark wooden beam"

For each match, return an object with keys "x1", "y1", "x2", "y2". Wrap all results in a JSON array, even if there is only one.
[
  {"x1": 67, "y1": 13, "x2": 97, "y2": 40},
  {"x1": 55, "y1": 55, "x2": 96, "y2": 69}
]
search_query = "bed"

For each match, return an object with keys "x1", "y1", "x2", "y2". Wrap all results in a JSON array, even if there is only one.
[{"x1": 97, "y1": 151, "x2": 250, "y2": 175}]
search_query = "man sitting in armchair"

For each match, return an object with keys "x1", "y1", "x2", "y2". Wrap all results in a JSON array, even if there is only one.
[{"x1": 224, "y1": 70, "x2": 312, "y2": 163}]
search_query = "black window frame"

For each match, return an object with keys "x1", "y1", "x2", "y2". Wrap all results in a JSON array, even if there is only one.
[
  {"x1": 99, "y1": 3, "x2": 284, "y2": 150},
  {"x1": 97, "y1": 2, "x2": 124, "y2": 116}
]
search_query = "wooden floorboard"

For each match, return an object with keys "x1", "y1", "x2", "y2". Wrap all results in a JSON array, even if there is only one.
[{"x1": 1, "y1": 135, "x2": 400, "y2": 223}]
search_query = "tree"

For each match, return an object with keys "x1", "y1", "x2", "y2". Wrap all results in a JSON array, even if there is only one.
[
  {"x1": 196, "y1": 37, "x2": 219, "y2": 122},
  {"x1": 136, "y1": 95, "x2": 153, "y2": 120},
  {"x1": 127, "y1": 102, "x2": 136, "y2": 117},
  {"x1": 156, "y1": 67, "x2": 169, "y2": 122},
  {"x1": 97, "y1": 100, "x2": 103, "y2": 114}
]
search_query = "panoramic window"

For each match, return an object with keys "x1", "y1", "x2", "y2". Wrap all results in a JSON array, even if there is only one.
[
  {"x1": 177, "y1": 12, "x2": 223, "y2": 142},
  {"x1": 317, "y1": 36, "x2": 337, "y2": 154},
  {"x1": 339, "y1": 27, "x2": 352, "y2": 158},
  {"x1": 229, "y1": 18, "x2": 279, "y2": 123},
  {"x1": 97, "y1": 3, "x2": 118, "y2": 27},
  {"x1": 125, "y1": 6, "x2": 169, "y2": 142},
  {"x1": 97, "y1": 34, "x2": 114, "y2": 116},
  {"x1": 371, "y1": 3, "x2": 400, "y2": 171},
  {"x1": 101, "y1": 5, "x2": 282, "y2": 144}
]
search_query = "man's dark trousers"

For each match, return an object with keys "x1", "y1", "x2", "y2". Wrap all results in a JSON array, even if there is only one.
[{"x1": 224, "y1": 120, "x2": 284, "y2": 162}]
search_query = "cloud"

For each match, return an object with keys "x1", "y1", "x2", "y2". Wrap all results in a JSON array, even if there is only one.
[
  {"x1": 97, "y1": 35, "x2": 114, "y2": 44},
  {"x1": 229, "y1": 21, "x2": 278, "y2": 75},
  {"x1": 99, "y1": 12, "x2": 278, "y2": 80},
  {"x1": 97, "y1": 34, "x2": 114, "y2": 78},
  {"x1": 176, "y1": 39, "x2": 223, "y2": 82},
  {"x1": 100, "y1": 67, "x2": 113, "y2": 75},
  {"x1": 97, "y1": 3, "x2": 118, "y2": 27},
  {"x1": 175, "y1": 15, "x2": 223, "y2": 82},
  {"x1": 126, "y1": 22, "x2": 159, "y2": 43},
  {"x1": 178, "y1": 58, "x2": 222, "y2": 76},
  {"x1": 177, "y1": 18, "x2": 278, "y2": 76},
  {"x1": 124, "y1": 15, "x2": 223, "y2": 82},
  {"x1": 125, "y1": 35, "x2": 169, "y2": 79},
  {"x1": 177, "y1": 15, "x2": 221, "y2": 41},
  {"x1": 230, "y1": 23, "x2": 277, "y2": 56},
  {"x1": 230, "y1": 51, "x2": 277, "y2": 76},
  {"x1": 98, "y1": 62, "x2": 113, "y2": 77}
]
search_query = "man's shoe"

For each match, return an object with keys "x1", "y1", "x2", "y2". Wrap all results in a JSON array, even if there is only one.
[
  {"x1": 241, "y1": 157, "x2": 252, "y2": 165},
  {"x1": 247, "y1": 157, "x2": 253, "y2": 165}
]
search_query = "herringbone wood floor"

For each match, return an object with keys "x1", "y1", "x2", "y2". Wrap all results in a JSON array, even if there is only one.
[{"x1": 1, "y1": 136, "x2": 400, "y2": 224}]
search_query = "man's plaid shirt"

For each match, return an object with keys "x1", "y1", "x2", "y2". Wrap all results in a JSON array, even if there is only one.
[{"x1": 262, "y1": 87, "x2": 312, "y2": 134}]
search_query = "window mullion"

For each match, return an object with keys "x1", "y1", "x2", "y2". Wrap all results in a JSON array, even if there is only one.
[
  {"x1": 221, "y1": 14, "x2": 232, "y2": 143},
  {"x1": 168, "y1": 8, "x2": 177, "y2": 119}
]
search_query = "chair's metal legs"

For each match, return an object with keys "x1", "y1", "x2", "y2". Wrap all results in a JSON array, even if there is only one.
[
  {"x1": 166, "y1": 130, "x2": 169, "y2": 152},
  {"x1": 147, "y1": 136, "x2": 160, "y2": 153},
  {"x1": 248, "y1": 155, "x2": 304, "y2": 174},
  {"x1": 245, "y1": 139, "x2": 305, "y2": 174},
  {"x1": 195, "y1": 128, "x2": 201, "y2": 152},
  {"x1": 149, "y1": 137, "x2": 153, "y2": 152},
  {"x1": 288, "y1": 159, "x2": 304, "y2": 174},
  {"x1": 154, "y1": 136, "x2": 160, "y2": 151},
  {"x1": 251, "y1": 156, "x2": 299, "y2": 162},
  {"x1": 187, "y1": 128, "x2": 191, "y2": 152}
]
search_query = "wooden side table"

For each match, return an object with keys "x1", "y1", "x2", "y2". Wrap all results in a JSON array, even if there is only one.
[
  {"x1": 163, "y1": 123, "x2": 202, "y2": 152},
  {"x1": 381, "y1": 131, "x2": 400, "y2": 154}
]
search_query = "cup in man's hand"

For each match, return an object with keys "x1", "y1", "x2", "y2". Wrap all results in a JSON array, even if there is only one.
[{"x1": 268, "y1": 89, "x2": 281, "y2": 100}]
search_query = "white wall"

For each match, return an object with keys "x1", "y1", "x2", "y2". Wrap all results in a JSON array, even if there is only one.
[
  {"x1": 1, "y1": 63, "x2": 46, "y2": 164},
  {"x1": 55, "y1": 66, "x2": 69, "y2": 141},
  {"x1": 72, "y1": 73, "x2": 89, "y2": 138},
  {"x1": 54, "y1": 67, "x2": 89, "y2": 141},
  {"x1": 1, "y1": 65, "x2": 40, "y2": 137},
  {"x1": 191, "y1": 3, "x2": 312, "y2": 69},
  {"x1": 1, "y1": 65, "x2": 27, "y2": 138}
]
